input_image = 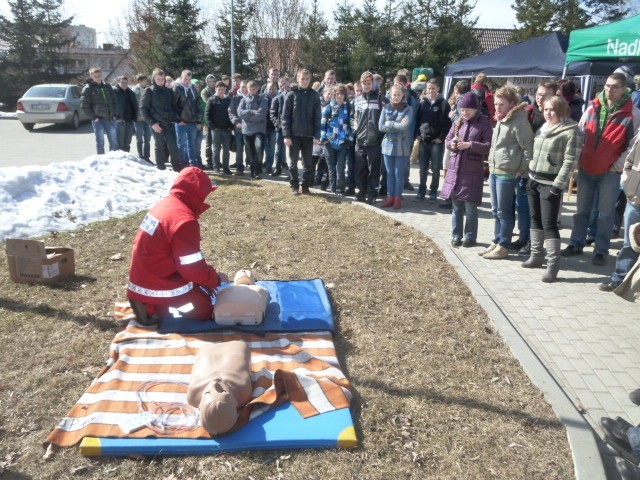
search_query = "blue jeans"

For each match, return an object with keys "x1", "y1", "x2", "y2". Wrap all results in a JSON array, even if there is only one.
[
  {"x1": 418, "y1": 140, "x2": 444, "y2": 196},
  {"x1": 452, "y1": 199, "x2": 478, "y2": 241},
  {"x1": 489, "y1": 174, "x2": 518, "y2": 247},
  {"x1": 212, "y1": 128, "x2": 232, "y2": 169},
  {"x1": 570, "y1": 169, "x2": 622, "y2": 255},
  {"x1": 91, "y1": 119, "x2": 118, "y2": 154},
  {"x1": 611, "y1": 202, "x2": 640, "y2": 284},
  {"x1": 134, "y1": 120, "x2": 151, "y2": 160},
  {"x1": 383, "y1": 155, "x2": 408, "y2": 197},
  {"x1": 515, "y1": 177, "x2": 530, "y2": 242},
  {"x1": 264, "y1": 130, "x2": 277, "y2": 172},
  {"x1": 195, "y1": 126, "x2": 204, "y2": 165},
  {"x1": 244, "y1": 133, "x2": 265, "y2": 176},
  {"x1": 325, "y1": 146, "x2": 348, "y2": 192},
  {"x1": 274, "y1": 131, "x2": 285, "y2": 170},
  {"x1": 175, "y1": 123, "x2": 199, "y2": 167}
]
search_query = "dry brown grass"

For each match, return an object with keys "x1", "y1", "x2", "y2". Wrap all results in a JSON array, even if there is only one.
[{"x1": 0, "y1": 178, "x2": 573, "y2": 479}]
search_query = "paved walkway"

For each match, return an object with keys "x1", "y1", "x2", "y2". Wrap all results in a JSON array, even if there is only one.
[{"x1": 263, "y1": 163, "x2": 639, "y2": 478}]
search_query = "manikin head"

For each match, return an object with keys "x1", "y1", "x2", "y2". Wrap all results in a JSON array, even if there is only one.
[{"x1": 198, "y1": 378, "x2": 239, "y2": 435}]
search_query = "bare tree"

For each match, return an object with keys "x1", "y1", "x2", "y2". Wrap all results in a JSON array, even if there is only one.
[{"x1": 254, "y1": 0, "x2": 306, "y2": 79}]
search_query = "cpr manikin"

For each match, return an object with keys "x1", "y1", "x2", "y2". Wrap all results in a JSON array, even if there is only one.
[
  {"x1": 186, "y1": 340, "x2": 252, "y2": 436},
  {"x1": 214, "y1": 270, "x2": 270, "y2": 325}
]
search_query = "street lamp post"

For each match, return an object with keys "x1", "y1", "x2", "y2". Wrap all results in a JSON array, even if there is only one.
[{"x1": 230, "y1": 0, "x2": 235, "y2": 77}]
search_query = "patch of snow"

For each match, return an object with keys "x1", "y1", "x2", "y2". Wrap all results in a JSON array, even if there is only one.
[{"x1": 0, "y1": 151, "x2": 178, "y2": 242}]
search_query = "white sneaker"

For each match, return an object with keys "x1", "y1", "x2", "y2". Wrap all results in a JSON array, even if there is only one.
[{"x1": 478, "y1": 242, "x2": 498, "y2": 256}]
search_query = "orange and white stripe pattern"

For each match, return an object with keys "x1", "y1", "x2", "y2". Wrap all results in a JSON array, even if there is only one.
[{"x1": 46, "y1": 323, "x2": 352, "y2": 447}]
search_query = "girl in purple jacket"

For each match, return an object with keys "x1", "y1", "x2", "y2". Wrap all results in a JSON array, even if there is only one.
[{"x1": 440, "y1": 92, "x2": 493, "y2": 247}]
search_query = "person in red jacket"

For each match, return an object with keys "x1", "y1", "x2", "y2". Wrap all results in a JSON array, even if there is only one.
[
  {"x1": 562, "y1": 72, "x2": 640, "y2": 267},
  {"x1": 127, "y1": 167, "x2": 228, "y2": 324}
]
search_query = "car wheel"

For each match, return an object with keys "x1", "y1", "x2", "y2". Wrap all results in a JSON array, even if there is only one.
[
  {"x1": 22, "y1": 122, "x2": 35, "y2": 131},
  {"x1": 70, "y1": 112, "x2": 80, "y2": 130}
]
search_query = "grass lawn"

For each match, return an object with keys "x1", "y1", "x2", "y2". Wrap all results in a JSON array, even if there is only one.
[{"x1": 0, "y1": 177, "x2": 573, "y2": 479}]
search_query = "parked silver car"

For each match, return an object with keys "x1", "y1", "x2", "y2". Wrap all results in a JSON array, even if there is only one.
[{"x1": 16, "y1": 84, "x2": 89, "y2": 131}]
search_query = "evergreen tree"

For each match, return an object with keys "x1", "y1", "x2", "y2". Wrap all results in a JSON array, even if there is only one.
[
  {"x1": 427, "y1": 0, "x2": 480, "y2": 74},
  {"x1": 351, "y1": 0, "x2": 388, "y2": 77},
  {"x1": 512, "y1": 0, "x2": 626, "y2": 41},
  {"x1": 298, "y1": 0, "x2": 331, "y2": 79},
  {"x1": 0, "y1": 0, "x2": 74, "y2": 107},
  {"x1": 511, "y1": 0, "x2": 556, "y2": 40},
  {"x1": 331, "y1": 0, "x2": 359, "y2": 82},
  {"x1": 582, "y1": 0, "x2": 628, "y2": 23},
  {"x1": 551, "y1": 0, "x2": 589, "y2": 33},
  {"x1": 164, "y1": 0, "x2": 206, "y2": 76},
  {"x1": 126, "y1": 0, "x2": 207, "y2": 79},
  {"x1": 211, "y1": 0, "x2": 256, "y2": 77}
]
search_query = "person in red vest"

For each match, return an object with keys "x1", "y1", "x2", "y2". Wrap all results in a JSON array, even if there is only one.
[
  {"x1": 127, "y1": 167, "x2": 228, "y2": 324},
  {"x1": 562, "y1": 72, "x2": 640, "y2": 266}
]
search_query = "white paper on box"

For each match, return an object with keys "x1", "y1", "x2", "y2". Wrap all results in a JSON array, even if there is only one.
[{"x1": 42, "y1": 263, "x2": 60, "y2": 278}]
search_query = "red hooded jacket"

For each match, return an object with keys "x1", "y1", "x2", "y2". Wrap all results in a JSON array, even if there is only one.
[{"x1": 127, "y1": 167, "x2": 221, "y2": 306}]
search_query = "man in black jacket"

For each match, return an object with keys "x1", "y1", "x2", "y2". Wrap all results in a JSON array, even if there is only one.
[
  {"x1": 281, "y1": 69, "x2": 321, "y2": 195},
  {"x1": 81, "y1": 66, "x2": 118, "y2": 154},
  {"x1": 414, "y1": 79, "x2": 451, "y2": 202},
  {"x1": 174, "y1": 69, "x2": 202, "y2": 168},
  {"x1": 206, "y1": 81, "x2": 234, "y2": 174},
  {"x1": 114, "y1": 75, "x2": 138, "y2": 153},
  {"x1": 140, "y1": 68, "x2": 182, "y2": 171},
  {"x1": 350, "y1": 71, "x2": 388, "y2": 204}
]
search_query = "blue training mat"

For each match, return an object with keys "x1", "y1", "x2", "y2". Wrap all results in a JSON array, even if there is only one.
[
  {"x1": 80, "y1": 402, "x2": 357, "y2": 457},
  {"x1": 158, "y1": 279, "x2": 335, "y2": 334}
]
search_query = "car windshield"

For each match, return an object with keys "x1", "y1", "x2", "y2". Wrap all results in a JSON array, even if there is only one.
[{"x1": 24, "y1": 87, "x2": 67, "y2": 98}]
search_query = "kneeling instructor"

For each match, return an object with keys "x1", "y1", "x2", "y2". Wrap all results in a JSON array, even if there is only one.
[{"x1": 128, "y1": 167, "x2": 228, "y2": 323}]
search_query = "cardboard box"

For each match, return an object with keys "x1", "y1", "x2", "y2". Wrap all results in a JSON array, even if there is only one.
[{"x1": 6, "y1": 239, "x2": 75, "y2": 284}]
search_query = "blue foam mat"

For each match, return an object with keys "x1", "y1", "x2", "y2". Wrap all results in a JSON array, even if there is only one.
[
  {"x1": 80, "y1": 403, "x2": 357, "y2": 457},
  {"x1": 158, "y1": 279, "x2": 335, "y2": 334}
]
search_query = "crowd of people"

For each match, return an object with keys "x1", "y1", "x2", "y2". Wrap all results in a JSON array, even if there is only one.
[{"x1": 80, "y1": 64, "x2": 640, "y2": 291}]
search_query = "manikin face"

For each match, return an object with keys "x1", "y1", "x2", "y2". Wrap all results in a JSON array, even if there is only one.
[
  {"x1": 494, "y1": 97, "x2": 515, "y2": 116},
  {"x1": 536, "y1": 87, "x2": 554, "y2": 109},
  {"x1": 460, "y1": 107, "x2": 477, "y2": 121},
  {"x1": 390, "y1": 88, "x2": 403, "y2": 104},
  {"x1": 361, "y1": 78, "x2": 373, "y2": 93},
  {"x1": 544, "y1": 103, "x2": 561, "y2": 125},
  {"x1": 298, "y1": 74, "x2": 311, "y2": 89}
]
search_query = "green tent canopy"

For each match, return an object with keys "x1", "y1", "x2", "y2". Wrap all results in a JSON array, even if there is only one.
[{"x1": 566, "y1": 14, "x2": 640, "y2": 64}]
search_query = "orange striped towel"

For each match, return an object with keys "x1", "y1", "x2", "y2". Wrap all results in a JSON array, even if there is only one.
[{"x1": 46, "y1": 323, "x2": 352, "y2": 447}]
